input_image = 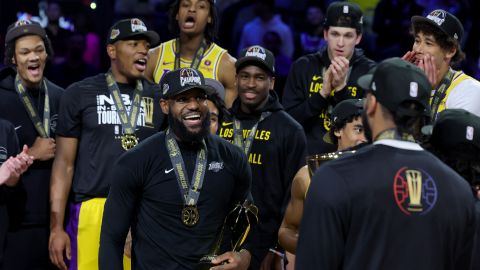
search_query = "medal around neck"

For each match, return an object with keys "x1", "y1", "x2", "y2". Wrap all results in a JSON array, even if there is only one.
[
  {"x1": 121, "y1": 134, "x2": 139, "y2": 150},
  {"x1": 182, "y1": 205, "x2": 200, "y2": 226}
]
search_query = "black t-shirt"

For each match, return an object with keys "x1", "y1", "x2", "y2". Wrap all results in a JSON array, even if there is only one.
[
  {"x1": 296, "y1": 140, "x2": 477, "y2": 270},
  {"x1": 56, "y1": 74, "x2": 165, "y2": 201},
  {"x1": 99, "y1": 132, "x2": 251, "y2": 270}
]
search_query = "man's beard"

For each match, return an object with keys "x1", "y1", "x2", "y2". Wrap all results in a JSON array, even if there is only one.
[
  {"x1": 361, "y1": 110, "x2": 373, "y2": 144},
  {"x1": 168, "y1": 111, "x2": 211, "y2": 144}
]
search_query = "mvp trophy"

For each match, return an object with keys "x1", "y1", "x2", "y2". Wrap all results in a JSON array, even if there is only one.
[{"x1": 197, "y1": 200, "x2": 258, "y2": 269}]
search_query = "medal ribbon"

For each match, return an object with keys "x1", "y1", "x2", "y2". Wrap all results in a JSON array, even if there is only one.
[
  {"x1": 105, "y1": 71, "x2": 143, "y2": 135},
  {"x1": 430, "y1": 68, "x2": 455, "y2": 121},
  {"x1": 174, "y1": 38, "x2": 208, "y2": 70},
  {"x1": 14, "y1": 74, "x2": 50, "y2": 138},
  {"x1": 374, "y1": 128, "x2": 416, "y2": 142},
  {"x1": 165, "y1": 129, "x2": 208, "y2": 206},
  {"x1": 233, "y1": 112, "x2": 271, "y2": 156}
]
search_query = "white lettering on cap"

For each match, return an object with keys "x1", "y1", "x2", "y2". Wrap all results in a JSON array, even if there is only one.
[
  {"x1": 409, "y1": 82, "x2": 418, "y2": 97},
  {"x1": 426, "y1": 10, "x2": 446, "y2": 26},
  {"x1": 180, "y1": 69, "x2": 201, "y2": 87},
  {"x1": 372, "y1": 82, "x2": 376, "y2": 91},
  {"x1": 131, "y1": 18, "x2": 147, "y2": 32},
  {"x1": 245, "y1": 46, "x2": 266, "y2": 60},
  {"x1": 343, "y1": 5, "x2": 349, "y2": 13},
  {"x1": 466, "y1": 126, "x2": 474, "y2": 141}
]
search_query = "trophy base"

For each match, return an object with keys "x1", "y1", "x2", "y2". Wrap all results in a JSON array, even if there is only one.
[{"x1": 197, "y1": 255, "x2": 216, "y2": 270}]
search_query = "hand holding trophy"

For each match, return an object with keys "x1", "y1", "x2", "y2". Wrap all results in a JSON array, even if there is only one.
[{"x1": 197, "y1": 199, "x2": 259, "y2": 270}]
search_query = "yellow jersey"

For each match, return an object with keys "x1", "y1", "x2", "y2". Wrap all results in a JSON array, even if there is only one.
[
  {"x1": 152, "y1": 39, "x2": 227, "y2": 83},
  {"x1": 431, "y1": 70, "x2": 470, "y2": 115}
]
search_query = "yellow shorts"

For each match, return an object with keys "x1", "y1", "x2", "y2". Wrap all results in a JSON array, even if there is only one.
[{"x1": 65, "y1": 198, "x2": 131, "y2": 270}]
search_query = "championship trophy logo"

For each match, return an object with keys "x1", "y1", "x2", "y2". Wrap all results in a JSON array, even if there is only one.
[
  {"x1": 393, "y1": 167, "x2": 438, "y2": 215},
  {"x1": 142, "y1": 97, "x2": 154, "y2": 127}
]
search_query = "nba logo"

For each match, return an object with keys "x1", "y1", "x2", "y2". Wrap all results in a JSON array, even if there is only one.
[
  {"x1": 466, "y1": 126, "x2": 474, "y2": 141},
  {"x1": 409, "y1": 82, "x2": 418, "y2": 97}
]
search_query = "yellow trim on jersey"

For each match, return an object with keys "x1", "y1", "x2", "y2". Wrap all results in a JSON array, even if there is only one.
[
  {"x1": 153, "y1": 39, "x2": 227, "y2": 83},
  {"x1": 434, "y1": 71, "x2": 471, "y2": 114}
]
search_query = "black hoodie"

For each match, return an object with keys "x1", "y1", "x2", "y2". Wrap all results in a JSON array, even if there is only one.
[
  {"x1": 218, "y1": 91, "x2": 307, "y2": 268},
  {"x1": 282, "y1": 47, "x2": 376, "y2": 154},
  {"x1": 0, "y1": 118, "x2": 20, "y2": 263},
  {"x1": 0, "y1": 66, "x2": 64, "y2": 226}
]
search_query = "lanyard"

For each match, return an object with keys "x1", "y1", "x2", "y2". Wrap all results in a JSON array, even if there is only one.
[
  {"x1": 165, "y1": 129, "x2": 207, "y2": 206},
  {"x1": 174, "y1": 38, "x2": 208, "y2": 70},
  {"x1": 430, "y1": 68, "x2": 455, "y2": 121},
  {"x1": 233, "y1": 112, "x2": 271, "y2": 156},
  {"x1": 374, "y1": 128, "x2": 415, "y2": 142},
  {"x1": 105, "y1": 71, "x2": 143, "y2": 135},
  {"x1": 14, "y1": 74, "x2": 50, "y2": 138}
]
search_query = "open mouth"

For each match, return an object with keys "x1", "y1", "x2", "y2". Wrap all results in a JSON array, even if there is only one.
[
  {"x1": 183, "y1": 112, "x2": 202, "y2": 126},
  {"x1": 134, "y1": 58, "x2": 147, "y2": 71},
  {"x1": 28, "y1": 64, "x2": 41, "y2": 77},
  {"x1": 184, "y1": 16, "x2": 196, "y2": 29}
]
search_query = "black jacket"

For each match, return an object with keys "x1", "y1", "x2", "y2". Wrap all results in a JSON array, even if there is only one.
[
  {"x1": 0, "y1": 66, "x2": 64, "y2": 226},
  {"x1": 282, "y1": 47, "x2": 376, "y2": 154},
  {"x1": 0, "y1": 118, "x2": 20, "y2": 263},
  {"x1": 219, "y1": 91, "x2": 307, "y2": 268},
  {"x1": 297, "y1": 141, "x2": 476, "y2": 269}
]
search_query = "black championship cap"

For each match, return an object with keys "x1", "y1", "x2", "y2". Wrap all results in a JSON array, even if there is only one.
[
  {"x1": 5, "y1": 20, "x2": 47, "y2": 44},
  {"x1": 205, "y1": 78, "x2": 225, "y2": 100},
  {"x1": 161, "y1": 68, "x2": 214, "y2": 98},
  {"x1": 324, "y1": 2, "x2": 363, "y2": 32},
  {"x1": 423, "y1": 109, "x2": 480, "y2": 158},
  {"x1": 323, "y1": 99, "x2": 363, "y2": 144},
  {"x1": 412, "y1": 9, "x2": 464, "y2": 42},
  {"x1": 357, "y1": 57, "x2": 431, "y2": 116},
  {"x1": 236, "y1": 45, "x2": 275, "y2": 75},
  {"x1": 108, "y1": 18, "x2": 160, "y2": 47}
]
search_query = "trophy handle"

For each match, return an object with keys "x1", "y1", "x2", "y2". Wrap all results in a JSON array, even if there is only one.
[{"x1": 229, "y1": 200, "x2": 259, "y2": 251}]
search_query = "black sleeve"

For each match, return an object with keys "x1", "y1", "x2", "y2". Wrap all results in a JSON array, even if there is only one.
[
  {"x1": 0, "y1": 120, "x2": 20, "y2": 202},
  {"x1": 99, "y1": 154, "x2": 141, "y2": 270},
  {"x1": 295, "y1": 165, "x2": 350, "y2": 270},
  {"x1": 280, "y1": 126, "x2": 307, "y2": 214},
  {"x1": 282, "y1": 58, "x2": 329, "y2": 125},
  {"x1": 472, "y1": 201, "x2": 480, "y2": 270},
  {"x1": 231, "y1": 148, "x2": 252, "y2": 208},
  {"x1": 56, "y1": 84, "x2": 83, "y2": 137}
]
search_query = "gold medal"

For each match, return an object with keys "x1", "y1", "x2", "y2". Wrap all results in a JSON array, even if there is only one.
[
  {"x1": 182, "y1": 205, "x2": 199, "y2": 226},
  {"x1": 121, "y1": 134, "x2": 138, "y2": 150}
]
